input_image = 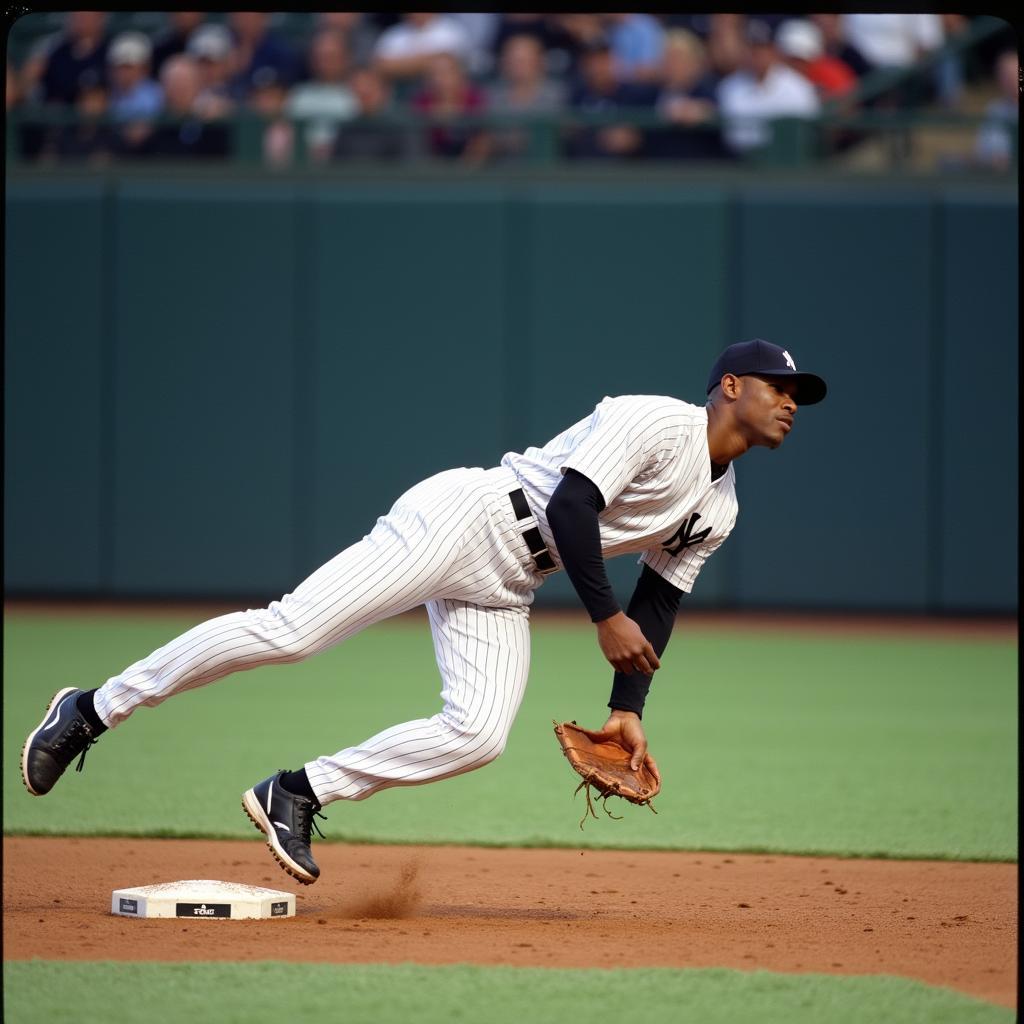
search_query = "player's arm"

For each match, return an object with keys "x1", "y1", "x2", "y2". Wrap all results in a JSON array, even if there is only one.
[
  {"x1": 545, "y1": 469, "x2": 661, "y2": 675},
  {"x1": 594, "y1": 564, "x2": 680, "y2": 780},
  {"x1": 607, "y1": 563, "x2": 681, "y2": 718}
]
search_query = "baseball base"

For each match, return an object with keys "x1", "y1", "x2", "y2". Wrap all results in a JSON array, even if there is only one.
[{"x1": 111, "y1": 879, "x2": 295, "y2": 919}]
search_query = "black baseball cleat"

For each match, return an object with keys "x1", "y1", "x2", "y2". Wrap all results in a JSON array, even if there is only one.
[
  {"x1": 21, "y1": 687, "x2": 100, "y2": 796},
  {"x1": 242, "y1": 771, "x2": 326, "y2": 886}
]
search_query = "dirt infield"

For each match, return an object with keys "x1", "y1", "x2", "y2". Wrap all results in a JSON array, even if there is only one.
[{"x1": 2, "y1": 838, "x2": 1016, "y2": 1009}]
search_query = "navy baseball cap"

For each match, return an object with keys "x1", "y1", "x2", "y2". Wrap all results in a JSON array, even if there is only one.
[{"x1": 706, "y1": 338, "x2": 827, "y2": 405}]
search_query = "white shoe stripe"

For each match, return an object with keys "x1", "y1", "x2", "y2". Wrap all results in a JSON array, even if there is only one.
[
  {"x1": 242, "y1": 787, "x2": 315, "y2": 883},
  {"x1": 21, "y1": 688, "x2": 78, "y2": 797}
]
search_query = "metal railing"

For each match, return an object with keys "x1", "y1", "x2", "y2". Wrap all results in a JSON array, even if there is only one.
[
  {"x1": 6, "y1": 105, "x2": 1017, "y2": 176},
  {"x1": 825, "y1": 14, "x2": 1013, "y2": 112}
]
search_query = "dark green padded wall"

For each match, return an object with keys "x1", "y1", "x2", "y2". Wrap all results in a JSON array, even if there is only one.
[
  {"x1": 4, "y1": 182, "x2": 106, "y2": 591},
  {"x1": 939, "y1": 193, "x2": 1018, "y2": 610},
  {"x1": 3, "y1": 178, "x2": 1017, "y2": 612},
  {"x1": 732, "y1": 190, "x2": 934, "y2": 610},
  {"x1": 301, "y1": 186, "x2": 509, "y2": 582},
  {"x1": 109, "y1": 183, "x2": 298, "y2": 594}
]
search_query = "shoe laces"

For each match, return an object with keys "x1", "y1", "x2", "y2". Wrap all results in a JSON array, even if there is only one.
[
  {"x1": 75, "y1": 741, "x2": 96, "y2": 773},
  {"x1": 51, "y1": 718, "x2": 98, "y2": 773},
  {"x1": 293, "y1": 798, "x2": 327, "y2": 843}
]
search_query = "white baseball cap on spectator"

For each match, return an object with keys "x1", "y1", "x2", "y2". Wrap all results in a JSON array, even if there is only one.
[
  {"x1": 108, "y1": 31, "x2": 153, "y2": 66},
  {"x1": 187, "y1": 24, "x2": 233, "y2": 62},
  {"x1": 776, "y1": 20, "x2": 824, "y2": 62}
]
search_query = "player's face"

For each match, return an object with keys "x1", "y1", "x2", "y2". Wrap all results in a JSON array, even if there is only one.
[{"x1": 736, "y1": 374, "x2": 799, "y2": 448}]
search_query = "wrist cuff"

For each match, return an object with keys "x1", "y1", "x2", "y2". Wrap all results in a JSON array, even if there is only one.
[{"x1": 608, "y1": 674, "x2": 650, "y2": 718}]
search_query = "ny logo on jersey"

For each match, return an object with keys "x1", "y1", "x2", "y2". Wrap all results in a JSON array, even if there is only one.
[{"x1": 661, "y1": 513, "x2": 711, "y2": 556}]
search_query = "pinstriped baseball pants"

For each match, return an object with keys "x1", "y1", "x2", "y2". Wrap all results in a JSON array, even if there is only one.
[{"x1": 93, "y1": 466, "x2": 545, "y2": 806}]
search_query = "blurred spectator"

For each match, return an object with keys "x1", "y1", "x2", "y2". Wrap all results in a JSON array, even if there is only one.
[
  {"x1": 973, "y1": 50, "x2": 1019, "y2": 171},
  {"x1": 51, "y1": 81, "x2": 118, "y2": 163},
  {"x1": 485, "y1": 33, "x2": 567, "y2": 162},
  {"x1": 373, "y1": 13, "x2": 474, "y2": 82},
  {"x1": 228, "y1": 12, "x2": 300, "y2": 101},
  {"x1": 840, "y1": 14, "x2": 947, "y2": 109},
  {"x1": 447, "y1": 13, "x2": 500, "y2": 77},
  {"x1": 775, "y1": 19, "x2": 857, "y2": 101},
  {"x1": 808, "y1": 15, "x2": 871, "y2": 78},
  {"x1": 16, "y1": 11, "x2": 111, "y2": 160},
  {"x1": 605, "y1": 13, "x2": 666, "y2": 85},
  {"x1": 965, "y1": 14, "x2": 1018, "y2": 83},
  {"x1": 552, "y1": 13, "x2": 608, "y2": 78},
  {"x1": 565, "y1": 37, "x2": 657, "y2": 160},
  {"x1": 935, "y1": 14, "x2": 969, "y2": 108},
  {"x1": 491, "y1": 13, "x2": 549, "y2": 53},
  {"x1": 332, "y1": 66, "x2": 416, "y2": 161},
  {"x1": 286, "y1": 30, "x2": 359, "y2": 164},
  {"x1": 150, "y1": 12, "x2": 206, "y2": 78},
  {"x1": 717, "y1": 20, "x2": 820, "y2": 155},
  {"x1": 107, "y1": 32, "x2": 163, "y2": 121},
  {"x1": 663, "y1": 14, "x2": 713, "y2": 41},
  {"x1": 106, "y1": 31, "x2": 163, "y2": 156},
  {"x1": 411, "y1": 52, "x2": 488, "y2": 163},
  {"x1": 839, "y1": 14, "x2": 943, "y2": 71},
  {"x1": 778, "y1": 19, "x2": 863, "y2": 157},
  {"x1": 490, "y1": 15, "x2": 582, "y2": 79},
  {"x1": 136, "y1": 54, "x2": 229, "y2": 159},
  {"x1": 363, "y1": 12, "x2": 402, "y2": 35},
  {"x1": 186, "y1": 24, "x2": 236, "y2": 120},
  {"x1": 19, "y1": 10, "x2": 110, "y2": 107},
  {"x1": 647, "y1": 29, "x2": 730, "y2": 160},
  {"x1": 249, "y1": 70, "x2": 294, "y2": 168},
  {"x1": 8, "y1": 62, "x2": 20, "y2": 112},
  {"x1": 705, "y1": 14, "x2": 747, "y2": 79},
  {"x1": 9, "y1": 10, "x2": 1008, "y2": 171},
  {"x1": 314, "y1": 13, "x2": 378, "y2": 68},
  {"x1": 554, "y1": 13, "x2": 606, "y2": 51},
  {"x1": 491, "y1": 14, "x2": 553, "y2": 57}
]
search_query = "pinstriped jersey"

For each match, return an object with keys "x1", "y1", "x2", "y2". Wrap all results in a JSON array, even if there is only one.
[{"x1": 501, "y1": 395, "x2": 738, "y2": 593}]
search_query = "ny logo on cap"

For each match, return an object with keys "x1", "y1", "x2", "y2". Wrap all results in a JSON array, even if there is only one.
[{"x1": 782, "y1": 350, "x2": 796, "y2": 371}]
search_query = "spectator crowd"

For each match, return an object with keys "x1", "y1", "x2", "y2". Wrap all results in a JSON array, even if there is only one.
[{"x1": 5, "y1": 11, "x2": 1015, "y2": 168}]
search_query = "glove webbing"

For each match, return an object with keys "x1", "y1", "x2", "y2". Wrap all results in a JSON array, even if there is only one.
[{"x1": 574, "y1": 778, "x2": 658, "y2": 831}]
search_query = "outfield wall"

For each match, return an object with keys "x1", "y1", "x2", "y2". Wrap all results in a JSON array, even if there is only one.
[{"x1": 4, "y1": 177, "x2": 1017, "y2": 612}]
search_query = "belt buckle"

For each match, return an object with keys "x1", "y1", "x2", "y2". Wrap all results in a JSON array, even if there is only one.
[{"x1": 510, "y1": 490, "x2": 558, "y2": 576}]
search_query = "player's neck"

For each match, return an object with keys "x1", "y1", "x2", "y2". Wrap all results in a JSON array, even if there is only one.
[{"x1": 705, "y1": 401, "x2": 750, "y2": 464}]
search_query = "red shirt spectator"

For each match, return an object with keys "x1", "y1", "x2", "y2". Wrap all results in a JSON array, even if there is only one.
[
  {"x1": 776, "y1": 19, "x2": 857, "y2": 100},
  {"x1": 412, "y1": 52, "x2": 487, "y2": 160}
]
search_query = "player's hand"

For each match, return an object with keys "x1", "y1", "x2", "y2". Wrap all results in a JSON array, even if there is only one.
[
  {"x1": 593, "y1": 709, "x2": 661, "y2": 783},
  {"x1": 595, "y1": 612, "x2": 661, "y2": 675}
]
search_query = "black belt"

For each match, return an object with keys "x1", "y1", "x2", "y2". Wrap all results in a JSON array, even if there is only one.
[{"x1": 509, "y1": 488, "x2": 557, "y2": 574}]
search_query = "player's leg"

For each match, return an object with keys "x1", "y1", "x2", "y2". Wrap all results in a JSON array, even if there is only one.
[
  {"x1": 306, "y1": 598, "x2": 531, "y2": 801},
  {"x1": 241, "y1": 598, "x2": 531, "y2": 885},
  {"x1": 21, "y1": 471, "x2": 478, "y2": 798},
  {"x1": 96, "y1": 478, "x2": 479, "y2": 728}
]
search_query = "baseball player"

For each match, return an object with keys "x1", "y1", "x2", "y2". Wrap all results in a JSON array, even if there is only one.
[{"x1": 22, "y1": 339, "x2": 826, "y2": 885}]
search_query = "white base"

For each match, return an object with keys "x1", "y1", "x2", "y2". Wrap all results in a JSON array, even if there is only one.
[{"x1": 111, "y1": 879, "x2": 296, "y2": 920}]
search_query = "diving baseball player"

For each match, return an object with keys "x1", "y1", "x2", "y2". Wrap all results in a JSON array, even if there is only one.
[{"x1": 22, "y1": 339, "x2": 826, "y2": 885}]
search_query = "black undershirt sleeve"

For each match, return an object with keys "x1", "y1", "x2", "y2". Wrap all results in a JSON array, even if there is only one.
[
  {"x1": 545, "y1": 469, "x2": 683, "y2": 720},
  {"x1": 608, "y1": 563, "x2": 682, "y2": 718},
  {"x1": 545, "y1": 469, "x2": 619, "y2": 623}
]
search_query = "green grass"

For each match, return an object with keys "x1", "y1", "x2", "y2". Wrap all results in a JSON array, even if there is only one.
[
  {"x1": 3, "y1": 611, "x2": 1017, "y2": 859},
  {"x1": 2, "y1": 962, "x2": 1013, "y2": 1024}
]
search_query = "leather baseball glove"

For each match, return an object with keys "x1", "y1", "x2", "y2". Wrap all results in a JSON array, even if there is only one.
[{"x1": 553, "y1": 720, "x2": 660, "y2": 829}]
